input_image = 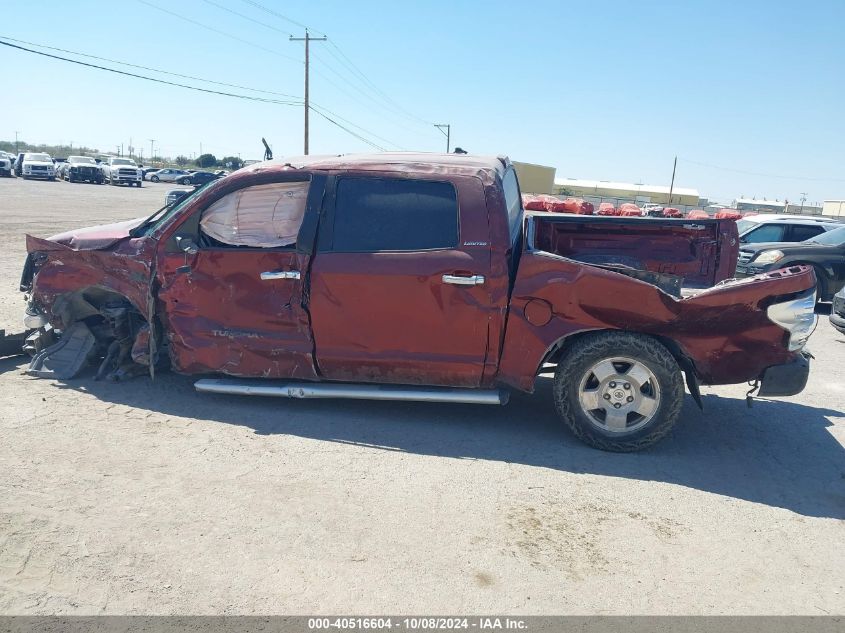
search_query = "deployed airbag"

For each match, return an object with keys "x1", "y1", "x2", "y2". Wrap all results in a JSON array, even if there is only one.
[{"x1": 200, "y1": 182, "x2": 309, "y2": 247}]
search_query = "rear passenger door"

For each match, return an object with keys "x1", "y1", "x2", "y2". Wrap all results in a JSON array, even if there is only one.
[{"x1": 308, "y1": 174, "x2": 493, "y2": 387}]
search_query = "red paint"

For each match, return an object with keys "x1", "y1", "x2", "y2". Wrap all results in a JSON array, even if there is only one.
[{"x1": 23, "y1": 154, "x2": 815, "y2": 396}]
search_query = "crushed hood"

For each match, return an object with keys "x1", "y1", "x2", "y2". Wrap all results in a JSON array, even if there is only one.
[{"x1": 47, "y1": 217, "x2": 146, "y2": 250}]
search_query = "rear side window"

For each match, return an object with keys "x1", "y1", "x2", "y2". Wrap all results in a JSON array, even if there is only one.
[
  {"x1": 789, "y1": 225, "x2": 823, "y2": 242},
  {"x1": 331, "y1": 177, "x2": 458, "y2": 252},
  {"x1": 743, "y1": 224, "x2": 785, "y2": 243}
]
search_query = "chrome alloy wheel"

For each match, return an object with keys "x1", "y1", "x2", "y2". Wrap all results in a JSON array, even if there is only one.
[{"x1": 577, "y1": 356, "x2": 661, "y2": 434}]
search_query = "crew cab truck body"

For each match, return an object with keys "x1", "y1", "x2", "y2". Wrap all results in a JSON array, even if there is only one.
[
  {"x1": 15, "y1": 154, "x2": 817, "y2": 451},
  {"x1": 102, "y1": 157, "x2": 143, "y2": 187}
]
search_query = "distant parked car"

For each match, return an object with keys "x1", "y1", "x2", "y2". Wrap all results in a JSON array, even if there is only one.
[
  {"x1": 65, "y1": 155, "x2": 104, "y2": 184},
  {"x1": 102, "y1": 157, "x2": 143, "y2": 187},
  {"x1": 831, "y1": 287, "x2": 845, "y2": 335},
  {"x1": 165, "y1": 188, "x2": 192, "y2": 206},
  {"x1": 735, "y1": 214, "x2": 843, "y2": 245},
  {"x1": 176, "y1": 171, "x2": 220, "y2": 185},
  {"x1": 735, "y1": 225, "x2": 845, "y2": 301},
  {"x1": 0, "y1": 151, "x2": 12, "y2": 177},
  {"x1": 20, "y1": 152, "x2": 56, "y2": 180},
  {"x1": 149, "y1": 168, "x2": 189, "y2": 183}
]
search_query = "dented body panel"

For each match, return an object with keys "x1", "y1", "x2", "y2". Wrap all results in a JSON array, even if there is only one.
[
  {"x1": 20, "y1": 153, "x2": 815, "y2": 399},
  {"x1": 497, "y1": 248, "x2": 814, "y2": 392}
]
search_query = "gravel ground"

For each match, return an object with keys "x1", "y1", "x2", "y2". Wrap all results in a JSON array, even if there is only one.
[{"x1": 0, "y1": 176, "x2": 843, "y2": 615}]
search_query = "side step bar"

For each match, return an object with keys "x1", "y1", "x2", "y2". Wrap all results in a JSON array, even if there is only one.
[{"x1": 194, "y1": 378, "x2": 509, "y2": 405}]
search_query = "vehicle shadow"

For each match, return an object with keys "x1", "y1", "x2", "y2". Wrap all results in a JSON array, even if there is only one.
[{"x1": 45, "y1": 369, "x2": 845, "y2": 520}]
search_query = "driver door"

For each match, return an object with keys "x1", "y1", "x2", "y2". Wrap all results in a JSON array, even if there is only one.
[{"x1": 155, "y1": 173, "x2": 323, "y2": 379}]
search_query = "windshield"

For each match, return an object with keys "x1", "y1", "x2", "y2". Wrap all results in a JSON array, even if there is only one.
[
  {"x1": 112, "y1": 158, "x2": 135, "y2": 166},
  {"x1": 69, "y1": 156, "x2": 96, "y2": 164},
  {"x1": 26, "y1": 153, "x2": 51, "y2": 162},
  {"x1": 805, "y1": 225, "x2": 845, "y2": 246},
  {"x1": 735, "y1": 219, "x2": 758, "y2": 235},
  {"x1": 130, "y1": 182, "x2": 214, "y2": 238}
]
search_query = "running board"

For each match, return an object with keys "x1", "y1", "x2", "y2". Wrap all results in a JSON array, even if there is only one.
[{"x1": 194, "y1": 378, "x2": 509, "y2": 405}]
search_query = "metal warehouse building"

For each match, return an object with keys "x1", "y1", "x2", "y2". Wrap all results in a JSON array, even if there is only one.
[{"x1": 552, "y1": 178, "x2": 700, "y2": 206}]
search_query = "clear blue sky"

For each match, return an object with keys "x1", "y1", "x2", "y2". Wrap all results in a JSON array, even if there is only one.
[{"x1": 1, "y1": 0, "x2": 843, "y2": 204}]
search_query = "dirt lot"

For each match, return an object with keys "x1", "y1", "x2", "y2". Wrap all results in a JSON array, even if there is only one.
[{"x1": 0, "y1": 176, "x2": 843, "y2": 615}]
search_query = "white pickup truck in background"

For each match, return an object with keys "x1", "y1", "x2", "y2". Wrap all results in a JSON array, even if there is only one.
[{"x1": 102, "y1": 157, "x2": 142, "y2": 187}]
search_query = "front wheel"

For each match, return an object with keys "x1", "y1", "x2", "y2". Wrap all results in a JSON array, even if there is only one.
[{"x1": 553, "y1": 332, "x2": 684, "y2": 452}]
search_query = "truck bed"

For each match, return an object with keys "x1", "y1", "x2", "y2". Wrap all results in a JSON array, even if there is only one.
[{"x1": 528, "y1": 213, "x2": 739, "y2": 289}]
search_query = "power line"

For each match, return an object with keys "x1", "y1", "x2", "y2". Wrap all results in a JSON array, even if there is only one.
[
  {"x1": 239, "y1": 0, "x2": 324, "y2": 36},
  {"x1": 325, "y1": 41, "x2": 433, "y2": 126},
  {"x1": 135, "y1": 0, "x2": 302, "y2": 64},
  {"x1": 679, "y1": 157, "x2": 845, "y2": 183},
  {"x1": 200, "y1": 0, "x2": 293, "y2": 37},
  {"x1": 235, "y1": 0, "x2": 433, "y2": 129},
  {"x1": 309, "y1": 107, "x2": 385, "y2": 151},
  {"x1": 0, "y1": 34, "x2": 301, "y2": 100},
  {"x1": 0, "y1": 39, "x2": 302, "y2": 105},
  {"x1": 0, "y1": 38, "x2": 393, "y2": 152},
  {"x1": 309, "y1": 103, "x2": 403, "y2": 150}
]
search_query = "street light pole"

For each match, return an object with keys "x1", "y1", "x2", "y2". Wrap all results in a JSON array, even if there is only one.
[
  {"x1": 434, "y1": 124, "x2": 451, "y2": 153},
  {"x1": 149, "y1": 139, "x2": 155, "y2": 163},
  {"x1": 14, "y1": 131, "x2": 20, "y2": 154}
]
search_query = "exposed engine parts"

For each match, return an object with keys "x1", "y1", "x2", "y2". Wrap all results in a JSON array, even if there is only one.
[{"x1": 23, "y1": 288, "x2": 163, "y2": 381}]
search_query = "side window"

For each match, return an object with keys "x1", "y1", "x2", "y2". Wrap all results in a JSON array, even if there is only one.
[
  {"x1": 789, "y1": 225, "x2": 823, "y2": 242},
  {"x1": 502, "y1": 168, "x2": 522, "y2": 240},
  {"x1": 199, "y1": 181, "x2": 310, "y2": 248},
  {"x1": 331, "y1": 177, "x2": 458, "y2": 252},
  {"x1": 744, "y1": 224, "x2": 785, "y2": 243}
]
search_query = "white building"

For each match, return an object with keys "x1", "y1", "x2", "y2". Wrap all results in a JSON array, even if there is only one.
[{"x1": 822, "y1": 200, "x2": 845, "y2": 218}]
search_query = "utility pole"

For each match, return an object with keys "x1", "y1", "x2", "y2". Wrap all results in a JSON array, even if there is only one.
[
  {"x1": 434, "y1": 124, "x2": 451, "y2": 153},
  {"x1": 290, "y1": 30, "x2": 327, "y2": 155},
  {"x1": 799, "y1": 193, "x2": 808, "y2": 214},
  {"x1": 667, "y1": 155, "x2": 677, "y2": 204},
  {"x1": 14, "y1": 131, "x2": 19, "y2": 154},
  {"x1": 149, "y1": 139, "x2": 155, "y2": 163}
]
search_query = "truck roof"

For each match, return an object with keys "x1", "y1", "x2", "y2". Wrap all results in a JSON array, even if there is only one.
[{"x1": 251, "y1": 152, "x2": 511, "y2": 183}]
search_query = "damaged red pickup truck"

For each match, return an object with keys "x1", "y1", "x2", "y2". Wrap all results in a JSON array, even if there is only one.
[{"x1": 12, "y1": 154, "x2": 817, "y2": 451}]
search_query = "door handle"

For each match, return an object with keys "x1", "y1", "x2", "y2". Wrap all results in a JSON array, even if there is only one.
[
  {"x1": 442, "y1": 274, "x2": 485, "y2": 286},
  {"x1": 260, "y1": 270, "x2": 301, "y2": 281}
]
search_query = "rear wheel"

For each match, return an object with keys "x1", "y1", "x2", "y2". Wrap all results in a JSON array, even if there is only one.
[
  {"x1": 151, "y1": 175, "x2": 160, "y2": 183},
  {"x1": 553, "y1": 332, "x2": 684, "y2": 452}
]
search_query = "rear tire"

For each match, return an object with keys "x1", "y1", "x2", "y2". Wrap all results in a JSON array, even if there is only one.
[
  {"x1": 553, "y1": 332, "x2": 684, "y2": 452},
  {"x1": 151, "y1": 175, "x2": 160, "y2": 183}
]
